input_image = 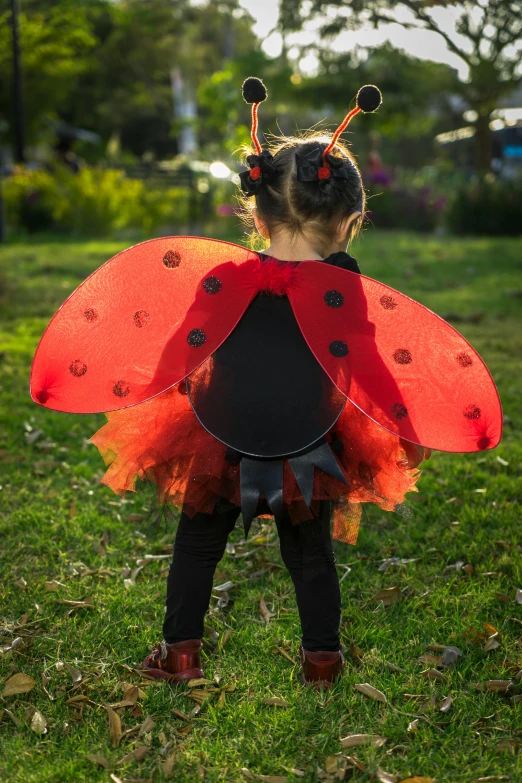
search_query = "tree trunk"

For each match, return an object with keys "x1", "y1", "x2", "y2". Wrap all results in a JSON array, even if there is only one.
[{"x1": 474, "y1": 113, "x2": 493, "y2": 173}]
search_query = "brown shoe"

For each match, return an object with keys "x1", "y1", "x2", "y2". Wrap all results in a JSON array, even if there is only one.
[
  {"x1": 299, "y1": 644, "x2": 346, "y2": 691},
  {"x1": 142, "y1": 639, "x2": 204, "y2": 683}
]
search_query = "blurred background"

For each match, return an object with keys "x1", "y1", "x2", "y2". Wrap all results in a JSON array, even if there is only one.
[{"x1": 0, "y1": 0, "x2": 521, "y2": 242}]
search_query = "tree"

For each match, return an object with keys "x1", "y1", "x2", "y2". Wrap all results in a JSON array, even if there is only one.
[
  {"x1": 0, "y1": 0, "x2": 261, "y2": 160},
  {"x1": 0, "y1": 3, "x2": 96, "y2": 147},
  {"x1": 282, "y1": 0, "x2": 522, "y2": 170}
]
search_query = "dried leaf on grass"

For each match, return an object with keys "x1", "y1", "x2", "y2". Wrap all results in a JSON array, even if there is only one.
[
  {"x1": 420, "y1": 668, "x2": 446, "y2": 682},
  {"x1": 30, "y1": 709, "x2": 47, "y2": 735},
  {"x1": 118, "y1": 746, "x2": 148, "y2": 765},
  {"x1": 441, "y1": 646, "x2": 462, "y2": 667},
  {"x1": 418, "y1": 654, "x2": 442, "y2": 667},
  {"x1": 139, "y1": 715, "x2": 155, "y2": 735},
  {"x1": 172, "y1": 708, "x2": 191, "y2": 722},
  {"x1": 2, "y1": 635, "x2": 25, "y2": 653},
  {"x1": 271, "y1": 646, "x2": 296, "y2": 665},
  {"x1": 187, "y1": 689, "x2": 214, "y2": 705},
  {"x1": 123, "y1": 684, "x2": 145, "y2": 700},
  {"x1": 374, "y1": 587, "x2": 400, "y2": 606},
  {"x1": 44, "y1": 580, "x2": 66, "y2": 591},
  {"x1": 398, "y1": 779, "x2": 436, "y2": 783},
  {"x1": 214, "y1": 580, "x2": 234, "y2": 592},
  {"x1": 124, "y1": 567, "x2": 143, "y2": 589},
  {"x1": 254, "y1": 776, "x2": 288, "y2": 782},
  {"x1": 57, "y1": 596, "x2": 94, "y2": 616},
  {"x1": 263, "y1": 697, "x2": 289, "y2": 707},
  {"x1": 495, "y1": 739, "x2": 520, "y2": 752},
  {"x1": 187, "y1": 678, "x2": 214, "y2": 687},
  {"x1": 354, "y1": 683, "x2": 387, "y2": 702},
  {"x1": 87, "y1": 754, "x2": 111, "y2": 769},
  {"x1": 439, "y1": 695, "x2": 453, "y2": 713},
  {"x1": 386, "y1": 661, "x2": 406, "y2": 674},
  {"x1": 2, "y1": 672, "x2": 36, "y2": 696},
  {"x1": 106, "y1": 705, "x2": 122, "y2": 748},
  {"x1": 476, "y1": 680, "x2": 513, "y2": 693},
  {"x1": 484, "y1": 636, "x2": 500, "y2": 652},
  {"x1": 341, "y1": 733, "x2": 387, "y2": 749},
  {"x1": 407, "y1": 719, "x2": 419, "y2": 732},
  {"x1": 344, "y1": 755, "x2": 367, "y2": 772},
  {"x1": 324, "y1": 754, "x2": 343, "y2": 774},
  {"x1": 66, "y1": 695, "x2": 96, "y2": 707},
  {"x1": 109, "y1": 699, "x2": 136, "y2": 710},
  {"x1": 162, "y1": 752, "x2": 178, "y2": 777},
  {"x1": 376, "y1": 767, "x2": 398, "y2": 783},
  {"x1": 260, "y1": 597, "x2": 276, "y2": 622},
  {"x1": 64, "y1": 662, "x2": 82, "y2": 683}
]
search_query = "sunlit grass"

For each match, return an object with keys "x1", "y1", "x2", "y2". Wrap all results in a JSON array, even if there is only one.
[{"x1": 0, "y1": 231, "x2": 521, "y2": 782}]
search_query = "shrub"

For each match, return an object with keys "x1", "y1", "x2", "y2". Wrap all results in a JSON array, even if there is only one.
[
  {"x1": 366, "y1": 184, "x2": 445, "y2": 232},
  {"x1": 4, "y1": 165, "x2": 191, "y2": 236},
  {"x1": 446, "y1": 176, "x2": 522, "y2": 237}
]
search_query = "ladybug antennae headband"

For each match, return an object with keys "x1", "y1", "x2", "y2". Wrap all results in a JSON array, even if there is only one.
[
  {"x1": 239, "y1": 77, "x2": 278, "y2": 196},
  {"x1": 239, "y1": 79, "x2": 382, "y2": 195},
  {"x1": 318, "y1": 85, "x2": 382, "y2": 180}
]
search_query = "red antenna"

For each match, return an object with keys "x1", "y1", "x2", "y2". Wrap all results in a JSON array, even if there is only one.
[
  {"x1": 242, "y1": 77, "x2": 268, "y2": 156},
  {"x1": 320, "y1": 85, "x2": 382, "y2": 179}
]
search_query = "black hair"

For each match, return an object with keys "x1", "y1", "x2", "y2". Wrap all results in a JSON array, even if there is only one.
[{"x1": 239, "y1": 132, "x2": 365, "y2": 253}]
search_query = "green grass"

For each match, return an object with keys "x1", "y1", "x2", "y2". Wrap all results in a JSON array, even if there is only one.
[{"x1": 0, "y1": 231, "x2": 521, "y2": 783}]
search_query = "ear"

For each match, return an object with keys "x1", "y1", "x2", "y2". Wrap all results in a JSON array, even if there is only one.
[
  {"x1": 253, "y1": 209, "x2": 271, "y2": 240},
  {"x1": 335, "y1": 211, "x2": 361, "y2": 243}
]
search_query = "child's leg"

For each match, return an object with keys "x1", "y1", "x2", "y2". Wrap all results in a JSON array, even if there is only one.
[
  {"x1": 275, "y1": 502, "x2": 341, "y2": 652},
  {"x1": 163, "y1": 503, "x2": 240, "y2": 643}
]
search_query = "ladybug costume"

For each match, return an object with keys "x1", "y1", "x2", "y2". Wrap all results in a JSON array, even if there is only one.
[
  {"x1": 30, "y1": 80, "x2": 502, "y2": 554},
  {"x1": 30, "y1": 78, "x2": 502, "y2": 684}
]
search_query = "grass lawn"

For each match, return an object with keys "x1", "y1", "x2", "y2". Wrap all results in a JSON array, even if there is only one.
[{"x1": 0, "y1": 231, "x2": 521, "y2": 783}]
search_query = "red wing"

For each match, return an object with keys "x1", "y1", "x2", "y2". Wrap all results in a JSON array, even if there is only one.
[
  {"x1": 288, "y1": 262, "x2": 502, "y2": 453},
  {"x1": 31, "y1": 237, "x2": 257, "y2": 413}
]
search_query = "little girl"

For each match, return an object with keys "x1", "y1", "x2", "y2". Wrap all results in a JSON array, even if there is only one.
[
  {"x1": 96, "y1": 79, "x2": 422, "y2": 688},
  {"x1": 31, "y1": 78, "x2": 501, "y2": 691}
]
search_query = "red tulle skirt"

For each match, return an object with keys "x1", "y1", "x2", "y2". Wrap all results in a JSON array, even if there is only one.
[{"x1": 90, "y1": 382, "x2": 429, "y2": 546}]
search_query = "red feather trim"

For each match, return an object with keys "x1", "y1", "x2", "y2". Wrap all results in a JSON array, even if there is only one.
[{"x1": 246, "y1": 257, "x2": 299, "y2": 297}]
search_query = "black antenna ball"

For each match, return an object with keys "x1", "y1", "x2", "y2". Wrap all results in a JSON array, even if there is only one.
[
  {"x1": 356, "y1": 85, "x2": 382, "y2": 113},
  {"x1": 242, "y1": 77, "x2": 267, "y2": 104}
]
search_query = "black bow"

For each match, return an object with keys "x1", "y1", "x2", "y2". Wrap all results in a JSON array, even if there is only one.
[
  {"x1": 239, "y1": 149, "x2": 278, "y2": 196},
  {"x1": 239, "y1": 439, "x2": 347, "y2": 539},
  {"x1": 295, "y1": 147, "x2": 358, "y2": 195}
]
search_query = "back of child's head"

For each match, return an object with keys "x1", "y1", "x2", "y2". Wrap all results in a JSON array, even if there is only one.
[
  {"x1": 241, "y1": 134, "x2": 364, "y2": 249},
  {"x1": 237, "y1": 78, "x2": 381, "y2": 251}
]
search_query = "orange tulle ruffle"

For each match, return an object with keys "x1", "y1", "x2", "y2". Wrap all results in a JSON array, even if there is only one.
[{"x1": 90, "y1": 382, "x2": 429, "y2": 546}]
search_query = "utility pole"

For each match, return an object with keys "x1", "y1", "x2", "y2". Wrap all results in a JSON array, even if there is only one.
[
  {"x1": 0, "y1": 170, "x2": 4, "y2": 243},
  {"x1": 11, "y1": 0, "x2": 26, "y2": 163},
  {"x1": 223, "y1": 0, "x2": 234, "y2": 60}
]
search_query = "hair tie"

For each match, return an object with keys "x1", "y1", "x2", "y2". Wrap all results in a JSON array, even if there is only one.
[{"x1": 239, "y1": 77, "x2": 278, "y2": 196}]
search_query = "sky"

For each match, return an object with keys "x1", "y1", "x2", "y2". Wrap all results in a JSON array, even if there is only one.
[{"x1": 238, "y1": 0, "x2": 472, "y2": 81}]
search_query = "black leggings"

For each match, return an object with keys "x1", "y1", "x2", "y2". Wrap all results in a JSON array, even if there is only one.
[{"x1": 163, "y1": 502, "x2": 341, "y2": 652}]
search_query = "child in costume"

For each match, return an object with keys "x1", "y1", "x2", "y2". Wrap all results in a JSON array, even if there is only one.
[{"x1": 31, "y1": 78, "x2": 502, "y2": 691}]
